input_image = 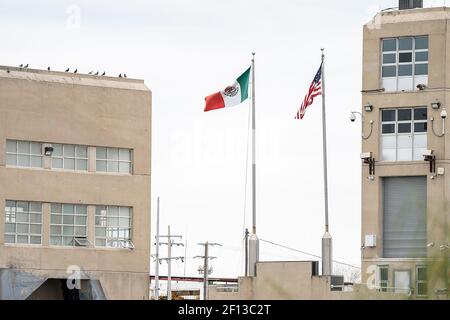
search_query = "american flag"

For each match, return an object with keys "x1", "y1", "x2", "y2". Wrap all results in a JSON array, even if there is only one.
[{"x1": 295, "y1": 63, "x2": 323, "y2": 120}]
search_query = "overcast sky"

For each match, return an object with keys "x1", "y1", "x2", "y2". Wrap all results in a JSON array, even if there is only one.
[{"x1": 1, "y1": 0, "x2": 446, "y2": 283}]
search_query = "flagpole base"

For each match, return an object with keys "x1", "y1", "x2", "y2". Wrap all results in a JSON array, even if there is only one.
[
  {"x1": 248, "y1": 234, "x2": 259, "y2": 277},
  {"x1": 322, "y1": 232, "x2": 332, "y2": 276}
]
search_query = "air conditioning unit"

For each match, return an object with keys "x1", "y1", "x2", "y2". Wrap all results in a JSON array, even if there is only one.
[{"x1": 399, "y1": 0, "x2": 423, "y2": 10}]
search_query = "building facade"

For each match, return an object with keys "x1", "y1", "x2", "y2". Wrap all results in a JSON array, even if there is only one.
[
  {"x1": 0, "y1": 65, "x2": 152, "y2": 299},
  {"x1": 361, "y1": 4, "x2": 449, "y2": 299}
]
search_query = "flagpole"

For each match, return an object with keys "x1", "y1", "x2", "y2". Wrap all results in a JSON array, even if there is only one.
[
  {"x1": 320, "y1": 48, "x2": 333, "y2": 276},
  {"x1": 248, "y1": 52, "x2": 259, "y2": 277}
]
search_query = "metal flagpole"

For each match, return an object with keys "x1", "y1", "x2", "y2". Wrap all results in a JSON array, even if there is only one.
[
  {"x1": 320, "y1": 48, "x2": 333, "y2": 276},
  {"x1": 248, "y1": 52, "x2": 259, "y2": 277}
]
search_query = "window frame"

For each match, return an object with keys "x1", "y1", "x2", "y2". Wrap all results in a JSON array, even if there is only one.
[
  {"x1": 380, "y1": 106, "x2": 428, "y2": 162},
  {"x1": 377, "y1": 265, "x2": 389, "y2": 292},
  {"x1": 51, "y1": 144, "x2": 88, "y2": 172},
  {"x1": 381, "y1": 36, "x2": 429, "y2": 92},
  {"x1": 4, "y1": 200, "x2": 42, "y2": 245},
  {"x1": 49, "y1": 203, "x2": 88, "y2": 247},
  {"x1": 95, "y1": 205, "x2": 133, "y2": 249},
  {"x1": 416, "y1": 265, "x2": 428, "y2": 297},
  {"x1": 95, "y1": 147, "x2": 133, "y2": 174},
  {"x1": 5, "y1": 140, "x2": 43, "y2": 169}
]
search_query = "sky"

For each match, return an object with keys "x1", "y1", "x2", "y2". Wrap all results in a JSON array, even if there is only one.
[{"x1": 1, "y1": 0, "x2": 446, "y2": 286}]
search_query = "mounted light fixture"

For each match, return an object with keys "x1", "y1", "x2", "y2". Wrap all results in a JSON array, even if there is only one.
[
  {"x1": 350, "y1": 111, "x2": 374, "y2": 140},
  {"x1": 423, "y1": 149, "x2": 436, "y2": 174},
  {"x1": 361, "y1": 152, "x2": 375, "y2": 176},
  {"x1": 431, "y1": 102, "x2": 441, "y2": 110},
  {"x1": 431, "y1": 108, "x2": 447, "y2": 137},
  {"x1": 364, "y1": 104, "x2": 373, "y2": 112},
  {"x1": 42, "y1": 144, "x2": 54, "y2": 156}
]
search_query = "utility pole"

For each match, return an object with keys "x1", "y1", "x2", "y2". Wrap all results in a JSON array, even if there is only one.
[
  {"x1": 195, "y1": 242, "x2": 221, "y2": 300},
  {"x1": 244, "y1": 228, "x2": 249, "y2": 277},
  {"x1": 158, "y1": 225, "x2": 184, "y2": 300},
  {"x1": 153, "y1": 197, "x2": 160, "y2": 300}
]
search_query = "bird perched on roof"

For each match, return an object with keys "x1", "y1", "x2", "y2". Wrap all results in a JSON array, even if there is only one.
[
  {"x1": 118, "y1": 74, "x2": 122, "y2": 78},
  {"x1": 24, "y1": 64, "x2": 29, "y2": 68},
  {"x1": 94, "y1": 71, "x2": 99, "y2": 75},
  {"x1": 65, "y1": 68, "x2": 70, "y2": 72},
  {"x1": 19, "y1": 64, "x2": 23, "y2": 68},
  {"x1": 101, "y1": 71, "x2": 106, "y2": 76},
  {"x1": 74, "y1": 69, "x2": 78, "y2": 73},
  {"x1": 88, "y1": 71, "x2": 93, "y2": 75},
  {"x1": 47, "y1": 66, "x2": 51, "y2": 71},
  {"x1": 124, "y1": 74, "x2": 127, "y2": 78}
]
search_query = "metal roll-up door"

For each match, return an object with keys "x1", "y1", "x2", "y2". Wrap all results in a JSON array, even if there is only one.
[{"x1": 382, "y1": 176, "x2": 427, "y2": 258}]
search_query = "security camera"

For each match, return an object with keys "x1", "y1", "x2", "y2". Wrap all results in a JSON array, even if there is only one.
[
  {"x1": 440, "y1": 109, "x2": 447, "y2": 119},
  {"x1": 350, "y1": 113, "x2": 356, "y2": 122},
  {"x1": 423, "y1": 149, "x2": 435, "y2": 162},
  {"x1": 361, "y1": 152, "x2": 372, "y2": 164}
]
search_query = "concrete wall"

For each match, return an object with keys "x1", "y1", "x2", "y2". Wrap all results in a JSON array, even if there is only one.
[
  {"x1": 361, "y1": 8, "x2": 449, "y2": 299},
  {"x1": 0, "y1": 66, "x2": 152, "y2": 299}
]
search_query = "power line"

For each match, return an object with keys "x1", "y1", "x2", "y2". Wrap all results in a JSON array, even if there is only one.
[{"x1": 260, "y1": 238, "x2": 360, "y2": 270}]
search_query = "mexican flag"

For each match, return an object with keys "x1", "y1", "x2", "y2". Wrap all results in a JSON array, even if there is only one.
[{"x1": 204, "y1": 67, "x2": 251, "y2": 112}]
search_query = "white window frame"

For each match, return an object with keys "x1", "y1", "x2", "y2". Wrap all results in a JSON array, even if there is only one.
[
  {"x1": 4, "y1": 200, "x2": 42, "y2": 245},
  {"x1": 5, "y1": 140, "x2": 43, "y2": 169},
  {"x1": 95, "y1": 206, "x2": 133, "y2": 249},
  {"x1": 381, "y1": 36, "x2": 429, "y2": 92},
  {"x1": 50, "y1": 204, "x2": 88, "y2": 247},
  {"x1": 416, "y1": 265, "x2": 428, "y2": 297},
  {"x1": 51, "y1": 144, "x2": 88, "y2": 171},
  {"x1": 380, "y1": 107, "x2": 428, "y2": 162},
  {"x1": 96, "y1": 147, "x2": 132, "y2": 174},
  {"x1": 377, "y1": 265, "x2": 389, "y2": 292}
]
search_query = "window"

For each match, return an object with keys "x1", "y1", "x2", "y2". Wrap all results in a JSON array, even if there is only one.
[
  {"x1": 381, "y1": 107, "x2": 427, "y2": 162},
  {"x1": 377, "y1": 266, "x2": 389, "y2": 292},
  {"x1": 382, "y1": 36, "x2": 429, "y2": 92},
  {"x1": 95, "y1": 206, "x2": 132, "y2": 248},
  {"x1": 4, "y1": 201, "x2": 42, "y2": 245},
  {"x1": 416, "y1": 266, "x2": 428, "y2": 297},
  {"x1": 6, "y1": 140, "x2": 43, "y2": 168},
  {"x1": 50, "y1": 204, "x2": 88, "y2": 246},
  {"x1": 51, "y1": 144, "x2": 88, "y2": 171},
  {"x1": 96, "y1": 147, "x2": 132, "y2": 174},
  {"x1": 394, "y1": 270, "x2": 411, "y2": 294}
]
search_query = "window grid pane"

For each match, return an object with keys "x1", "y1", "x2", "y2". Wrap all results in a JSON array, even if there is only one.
[
  {"x1": 50, "y1": 203, "x2": 88, "y2": 247},
  {"x1": 95, "y1": 206, "x2": 132, "y2": 248},
  {"x1": 4, "y1": 201, "x2": 42, "y2": 245},
  {"x1": 381, "y1": 36, "x2": 429, "y2": 91},
  {"x1": 96, "y1": 147, "x2": 132, "y2": 174},
  {"x1": 6, "y1": 140, "x2": 43, "y2": 168},
  {"x1": 52, "y1": 144, "x2": 88, "y2": 171},
  {"x1": 381, "y1": 107, "x2": 428, "y2": 162}
]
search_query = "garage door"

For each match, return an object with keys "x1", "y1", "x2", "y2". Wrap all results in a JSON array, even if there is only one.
[{"x1": 382, "y1": 176, "x2": 427, "y2": 258}]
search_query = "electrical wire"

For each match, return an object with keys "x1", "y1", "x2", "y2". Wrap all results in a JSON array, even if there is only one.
[{"x1": 260, "y1": 238, "x2": 361, "y2": 270}]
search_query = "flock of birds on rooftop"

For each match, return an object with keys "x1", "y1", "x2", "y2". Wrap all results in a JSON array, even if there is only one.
[{"x1": 14, "y1": 64, "x2": 127, "y2": 78}]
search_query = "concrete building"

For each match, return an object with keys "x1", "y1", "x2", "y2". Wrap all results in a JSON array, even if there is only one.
[
  {"x1": 360, "y1": 1, "x2": 449, "y2": 299},
  {"x1": 0, "y1": 65, "x2": 152, "y2": 299}
]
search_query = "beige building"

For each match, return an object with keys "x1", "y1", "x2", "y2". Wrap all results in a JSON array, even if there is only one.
[
  {"x1": 360, "y1": 2, "x2": 449, "y2": 299},
  {"x1": 0, "y1": 65, "x2": 152, "y2": 299}
]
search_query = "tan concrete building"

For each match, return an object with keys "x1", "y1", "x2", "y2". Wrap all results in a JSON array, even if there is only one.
[
  {"x1": 360, "y1": 2, "x2": 449, "y2": 299},
  {"x1": 0, "y1": 65, "x2": 152, "y2": 299}
]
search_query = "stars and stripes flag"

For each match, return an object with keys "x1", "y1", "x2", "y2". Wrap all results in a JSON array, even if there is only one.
[{"x1": 295, "y1": 63, "x2": 323, "y2": 120}]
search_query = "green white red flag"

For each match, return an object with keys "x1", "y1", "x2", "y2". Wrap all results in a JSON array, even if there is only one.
[{"x1": 204, "y1": 67, "x2": 251, "y2": 112}]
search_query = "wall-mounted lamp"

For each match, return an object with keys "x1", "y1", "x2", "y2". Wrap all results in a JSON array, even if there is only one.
[
  {"x1": 431, "y1": 102, "x2": 441, "y2": 110},
  {"x1": 423, "y1": 149, "x2": 436, "y2": 174},
  {"x1": 364, "y1": 104, "x2": 373, "y2": 112},
  {"x1": 361, "y1": 152, "x2": 375, "y2": 176},
  {"x1": 427, "y1": 242, "x2": 435, "y2": 248},
  {"x1": 350, "y1": 111, "x2": 374, "y2": 140},
  {"x1": 42, "y1": 144, "x2": 54, "y2": 156},
  {"x1": 431, "y1": 108, "x2": 447, "y2": 137}
]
